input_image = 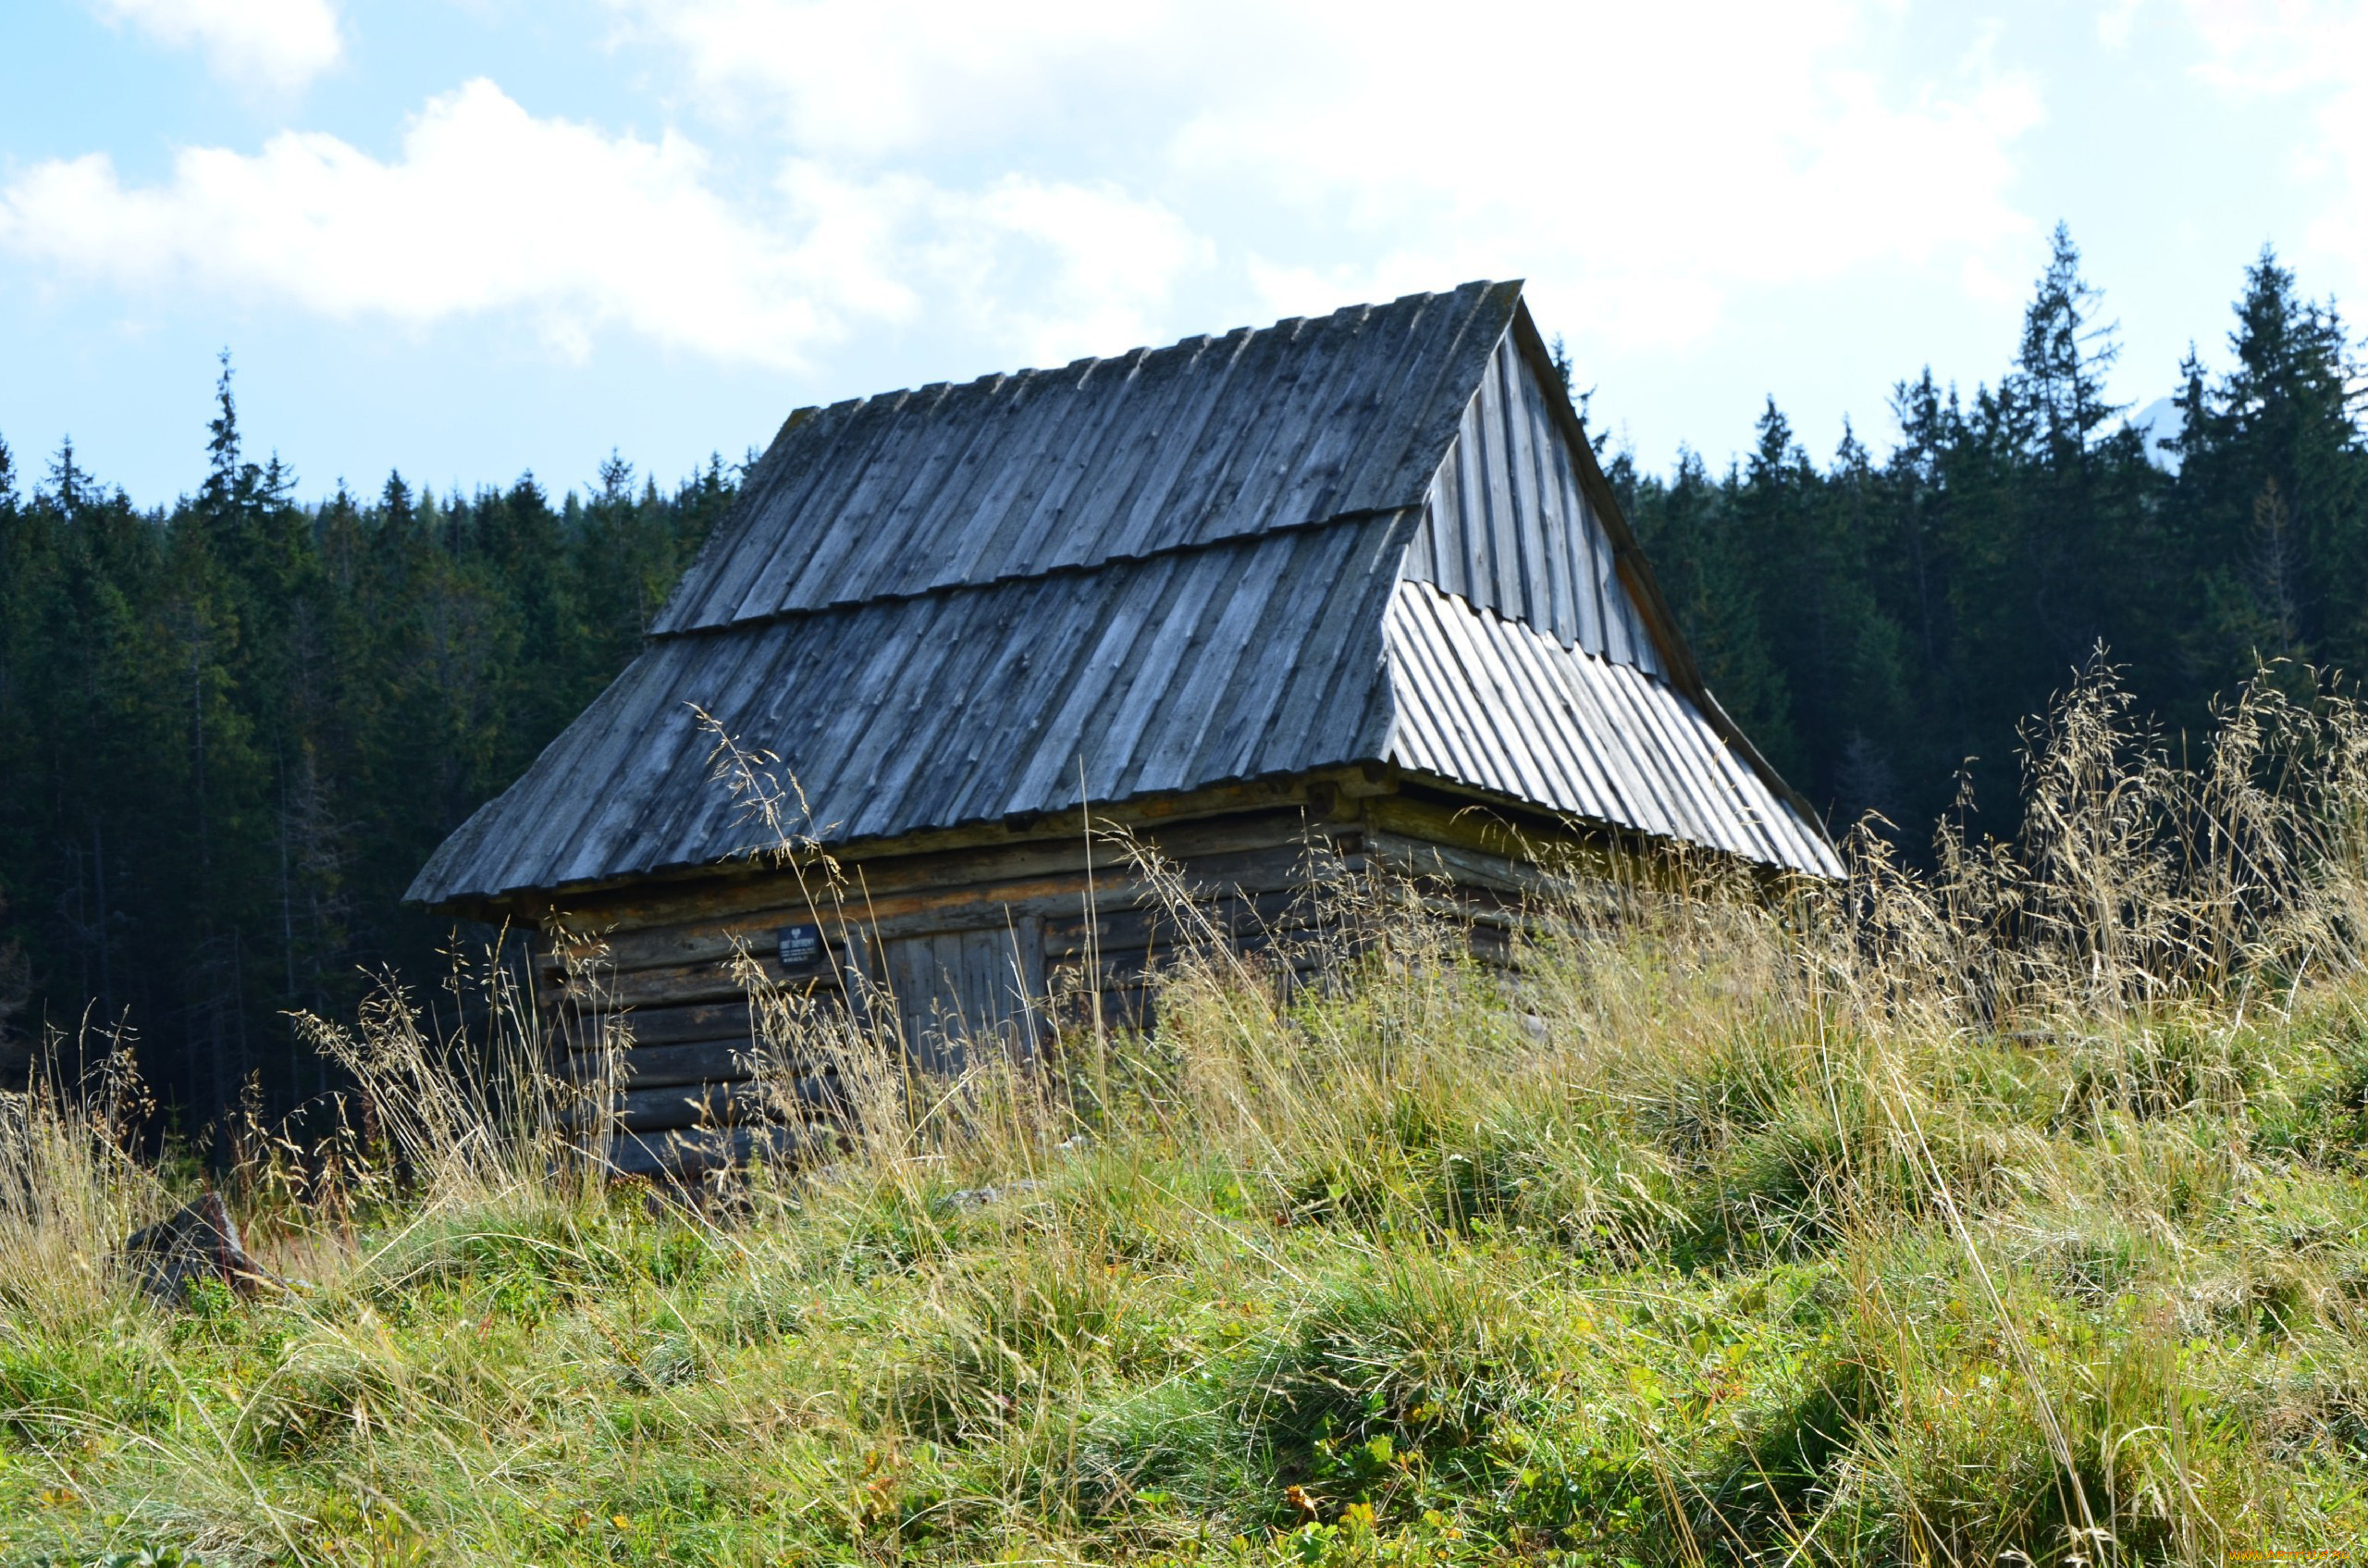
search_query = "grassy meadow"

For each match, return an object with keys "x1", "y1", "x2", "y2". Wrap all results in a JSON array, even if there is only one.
[{"x1": 9, "y1": 669, "x2": 2368, "y2": 1564}]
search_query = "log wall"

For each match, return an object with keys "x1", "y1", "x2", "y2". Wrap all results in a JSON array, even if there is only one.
[{"x1": 506, "y1": 769, "x2": 1618, "y2": 1176}]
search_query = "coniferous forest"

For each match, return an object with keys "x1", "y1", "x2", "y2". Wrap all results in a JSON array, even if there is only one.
[
  {"x1": 0, "y1": 228, "x2": 2362, "y2": 1134},
  {"x1": 0, "y1": 376, "x2": 740, "y2": 1129}
]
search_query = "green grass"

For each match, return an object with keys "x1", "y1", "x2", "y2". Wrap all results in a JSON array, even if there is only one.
[
  {"x1": 10, "y1": 953, "x2": 2368, "y2": 1563},
  {"x1": 13, "y1": 670, "x2": 2368, "y2": 1563}
]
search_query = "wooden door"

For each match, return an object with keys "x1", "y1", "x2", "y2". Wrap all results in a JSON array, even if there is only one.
[{"x1": 875, "y1": 917, "x2": 1046, "y2": 1073}]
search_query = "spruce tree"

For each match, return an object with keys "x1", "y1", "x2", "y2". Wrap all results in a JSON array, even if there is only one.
[{"x1": 2177, "y1": 249, "x2": 2368, "y2": 685}]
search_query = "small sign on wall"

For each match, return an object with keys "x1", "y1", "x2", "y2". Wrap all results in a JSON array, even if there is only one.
[{"x1": 776, "y1": 923, "x2": 826, "y2": 974}]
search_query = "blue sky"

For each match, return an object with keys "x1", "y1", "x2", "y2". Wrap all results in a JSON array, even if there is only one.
[{"x1": 2, "y1": 0, "x2": 2361, "y2": 509}]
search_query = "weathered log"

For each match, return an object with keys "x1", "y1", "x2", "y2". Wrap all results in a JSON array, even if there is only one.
[{"x1": 596, "y1": 1123, "x2": 841, "y2": 1181}]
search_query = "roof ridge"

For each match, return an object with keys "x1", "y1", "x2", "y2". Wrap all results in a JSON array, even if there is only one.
[{"x1": 761, "y1": 281, "x2": 1511, "y2": 422}]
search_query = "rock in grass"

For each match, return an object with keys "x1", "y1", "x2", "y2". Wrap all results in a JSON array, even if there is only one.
[
  {"x1": 933, "y1": 1179, "x2": 1043, "y2": 1216},
  {"x1": 120, "y1": 1192, "x2": 278, "y2": 1305}
]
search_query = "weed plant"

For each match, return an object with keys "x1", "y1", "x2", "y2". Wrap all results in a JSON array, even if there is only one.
[{"x1": 8, "y1": 664, "x2": 2368, "y2": 1563}]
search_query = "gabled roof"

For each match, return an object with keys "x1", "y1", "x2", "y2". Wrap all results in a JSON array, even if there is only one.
[
  {"x1": 655, "y1": 280, "x2": 1523, "y2": 631},
  {"x1": 410, "y1": 283, "x2": 1838, "y2": 907}
]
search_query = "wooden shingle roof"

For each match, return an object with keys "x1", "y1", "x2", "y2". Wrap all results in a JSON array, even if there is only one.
[{"x1": 410, "y1": 282, "x2": 1837, "y2": 907}]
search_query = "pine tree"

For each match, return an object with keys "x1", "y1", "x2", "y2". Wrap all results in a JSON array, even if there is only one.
[{"x1": 2016, "y1": 222, "x2": 2124, "y2": 461}]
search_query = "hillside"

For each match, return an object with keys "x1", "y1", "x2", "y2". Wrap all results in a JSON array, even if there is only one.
[{"x1": 6, "y1": 669, "x2": 2368, "y2": 1565}]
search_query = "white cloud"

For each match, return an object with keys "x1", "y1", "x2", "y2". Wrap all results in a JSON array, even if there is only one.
[
  {"x1": 1178, "y1": 4, "x2": 2041, "y2": 352},
  {"x1": 2162, "y1": 1, "x2": 2368, "y2": 294},
  {"x1": 0, "y1": 79, "x2": 1206, "y2": 369},
  {"x1": 2096, "y1": 0, "x2": 2148, "y2": 52},
  {"x1": 613, "y1": 0, "x2": 2043, "y2": 354},
  {"x1": 930, "y1": 176, "x2": 1213, "y2": 366},
  {"x1": 608, "y1": 0, "x2": 1165, "y2": 156},
  {"x1": 88, "y1": 0, "x2": 343, "y2": 92},
  {"x1": 10, "y1": 2, "x2": 2048, "y2": 377}
]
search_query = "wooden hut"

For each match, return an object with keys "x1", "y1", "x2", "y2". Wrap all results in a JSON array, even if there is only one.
[{"x1": 408, "y1": 280, "x2": 1838, "y2": 1174}]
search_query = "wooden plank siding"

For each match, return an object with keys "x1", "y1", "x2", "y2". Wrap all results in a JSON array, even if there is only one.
[{"x1": 1404, "y1": 320, "x2": 1659, "y2": 672}]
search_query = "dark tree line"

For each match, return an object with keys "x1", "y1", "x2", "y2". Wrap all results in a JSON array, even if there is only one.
[
  {"x1": 2, "y1": 228, "x2": 2363, "y2": 1130},
  {"x1": 1614, "y1": 228, "x2": 2368, "y2": 838},
  {"x1": 0, "y1": 360, "x2": 737, "y2": 1126}
]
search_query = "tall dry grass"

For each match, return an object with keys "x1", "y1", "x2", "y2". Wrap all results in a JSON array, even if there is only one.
[{"x1": 0, "y1": 1030, "x2": 165, "y2": 1323}]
